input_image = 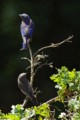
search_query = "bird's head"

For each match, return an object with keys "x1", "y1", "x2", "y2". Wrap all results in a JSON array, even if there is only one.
[
  {"x1": 18, "y1": 73, "x2": 26, "y2": 81},
  {"x1": 19, "y1": 13, "x2": 30, "y2": 25}
]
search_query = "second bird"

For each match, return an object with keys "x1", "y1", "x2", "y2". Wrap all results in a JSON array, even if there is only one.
[{"x1": 17, "y1": 73, "x2": 38, "y2": 106}]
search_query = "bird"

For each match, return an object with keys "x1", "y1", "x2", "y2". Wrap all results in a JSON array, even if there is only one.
[
  {"x1": 17, "y1": 73, "x2": 38, "y2": 106},
  {"x1": 19, "y1": 13, "x2": 34, "y2": 50}
]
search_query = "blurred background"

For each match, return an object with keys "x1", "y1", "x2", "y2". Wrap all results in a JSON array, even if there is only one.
[{"x1": 0, "y1": 0, "x2": 80, "y2": 113}]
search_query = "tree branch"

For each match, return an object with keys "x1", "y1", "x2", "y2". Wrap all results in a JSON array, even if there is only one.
[
  {"x1": 26, "y1": 62, "x2": 41, "y2": 71},
  {"x1": 21, "y1": 57, "x2": 31, "y2": 63},
  {"x1": 24, "y1": 36, "x2": 73, "y2": 107},
  {"x1": 39, "y1": 96, "x2": 58, "y2": 107},
  {"x1": 34, "y1": 62, "x2": 53, "y2": 76},
  {"x1": 33, "y1": 35, "x2": 73, "y2": 58},
  {"x1": 27, "y1": 42, "x2": 34, "y2": 87}
]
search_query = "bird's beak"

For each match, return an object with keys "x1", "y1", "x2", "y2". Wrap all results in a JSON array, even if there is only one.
[{"x1": 19, "y1": 14, "x2": 22, "y2": 17}]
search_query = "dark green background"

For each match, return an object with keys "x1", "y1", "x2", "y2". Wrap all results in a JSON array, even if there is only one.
[{"x1": 0, "y1": 0, "x2": 80, "y2": 112}]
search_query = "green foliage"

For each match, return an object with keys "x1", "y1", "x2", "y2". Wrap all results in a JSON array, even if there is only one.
[
  {"x1": 0, "y1": 105, "x2": 24, "y2": 120},
  {"x1": 0, "y1": 104, "x2": 50, "y2": 120},
  {"x1": 50, "y1": 66, "x2": 80, "y2": 101},
  {"x1": 50, "y1": 66, "x2": 80, "y2": 120},
  {"x1": 34, "y1": 104, "x2": 50, "y2": 119}
]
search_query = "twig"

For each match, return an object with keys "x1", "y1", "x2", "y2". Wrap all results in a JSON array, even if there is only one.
[
  {"x1": 52, "y1": 35, "x2": 73, "y2": 46},
  {"x1": 34, "y1": 53, "x2": 49, "y2": 63},
  {"x1": 34, "y1": 62, "x2": 53, "y2": 76},
  {"x1": 26, "y1": 66, "x2": 31, "y2": 71},
  {"x1": 26, "y1": 62, "x2": 41, "y2": 71},
  {"x1": 33, "y1": 35, "x2": 73, "y2": 58},
  {"x1": 22, "y1": 97, "x2": 29, "y2": 108},
  {"x1": 39, "y1": 96, "x2": 58, "y2": 107},
  {"x1": 21, "y1": 57, "x2": 31, "y2": 63}
]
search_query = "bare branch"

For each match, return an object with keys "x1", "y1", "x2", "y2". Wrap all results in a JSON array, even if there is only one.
[
  {"x1": 34, "y1": 62, "x2": 53, "y2": 76},
  {"x1": 51, "y1": 35, "x2": 73, "y2": 47},
  {"x1": 33, "y1": 35, "x2": 73, "y2": 58},
  {"x1": 23, "y1": 36, "x2": 73, "y2": 106},
  {"x1": 26, "y1": 62, "x2": 41, "y2": 71},
  {"x1": 27, "y1": 42, "x2": 34, "y2": 87},
  {"x1": 21, "y1": 57, "x2": 31, "y2": 63},
  {"x1": 26, "y1": 66, "x2": 31, "y2": 71},
  {"x1": 34, "y1": 53, "x2": 49, "y2": 63},
  {"x1": 39, "y1": 96, "x2": 58, "y2": 107},
  {"x1": 22, "y1": 97, "x2": 29, "y2": 108}
]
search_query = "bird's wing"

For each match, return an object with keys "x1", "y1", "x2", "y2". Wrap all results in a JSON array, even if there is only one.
[{"x1": 18, "y1": 77, "x2": 34, "y2": 97}]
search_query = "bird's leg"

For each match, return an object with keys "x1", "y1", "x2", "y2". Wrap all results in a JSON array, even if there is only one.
[
  {"x1": 34, "y1": 87, "x2": 41, "y2": 98},
  {"x1": 22, "y1": 96, "x2": 29, "y2": 108}
]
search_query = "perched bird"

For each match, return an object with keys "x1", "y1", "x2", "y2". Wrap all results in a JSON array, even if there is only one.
[
  {"x1": 18, "y1": 73, "x2": 38, "y2": 106},
  {"x1": 19, "y1": 13, "x2": 34, "y2": 50}
]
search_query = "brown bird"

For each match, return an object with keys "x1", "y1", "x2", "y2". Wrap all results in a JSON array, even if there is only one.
[{"x1": 18, "y1": 73, "x2": 38, "y2": 106}]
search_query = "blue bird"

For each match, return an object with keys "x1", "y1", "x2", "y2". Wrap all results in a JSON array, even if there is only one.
[
  {"x1": 19, "y1": 13, "x2": 34, "y2": 50},
  {"x1": 18, "y1": 73, "x2": 38, "y2": 106}
]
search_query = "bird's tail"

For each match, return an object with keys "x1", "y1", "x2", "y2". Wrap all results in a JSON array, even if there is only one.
[{"x1": 31, "y1": 96, "x2": 38, "y2": 106}]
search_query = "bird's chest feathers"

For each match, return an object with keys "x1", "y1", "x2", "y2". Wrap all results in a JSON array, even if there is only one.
[{"x1": 21, "y1": 21, "x2": 29, "y2": 36}]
